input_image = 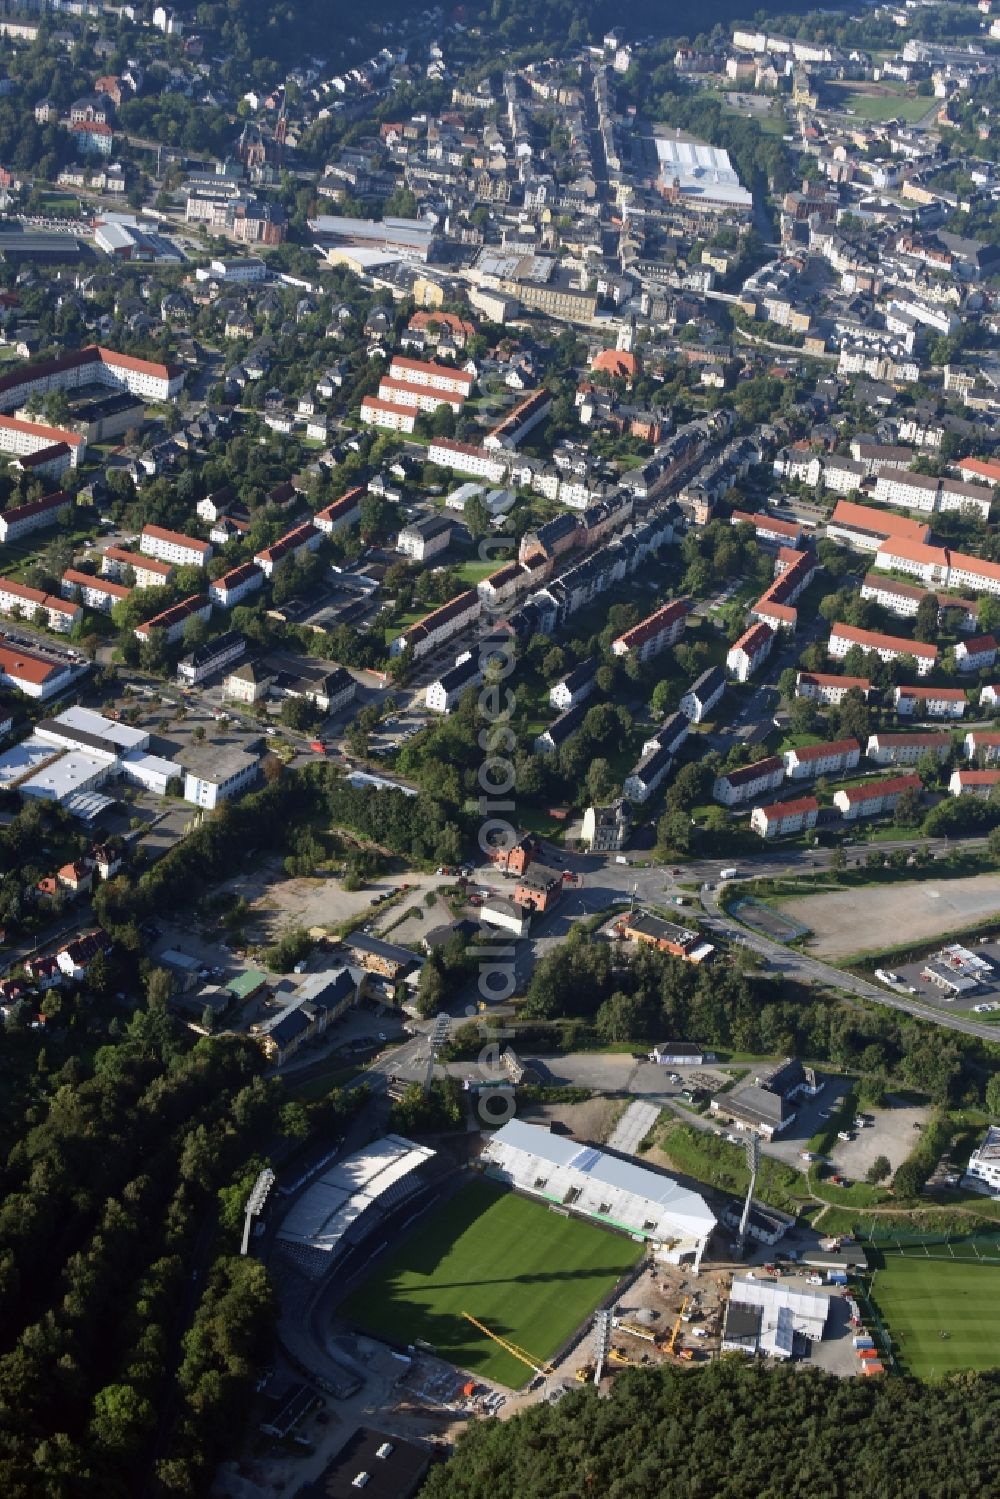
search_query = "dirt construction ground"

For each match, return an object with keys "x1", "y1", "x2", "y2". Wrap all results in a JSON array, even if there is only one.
[{"x1": 781, "y1": 874, "x2": 1000, "y2": 960}]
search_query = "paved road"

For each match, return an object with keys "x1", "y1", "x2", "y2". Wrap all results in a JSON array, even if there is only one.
[{"x1": 699, "y1": 882, "x2": 1000, "y2": 1041}]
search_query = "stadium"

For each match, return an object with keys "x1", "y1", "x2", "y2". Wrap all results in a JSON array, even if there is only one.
[{"x1": 277, "y1": 1121, "x2": 716, "y2": 1388}]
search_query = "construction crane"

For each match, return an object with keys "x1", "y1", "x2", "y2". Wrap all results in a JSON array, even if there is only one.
[
  {"x1": 668, "y1": 1297, "x2": 689, "y2": 1356},
  {"x1": 462, "y1": 1312, "x2": 554, "y2": 1377}
]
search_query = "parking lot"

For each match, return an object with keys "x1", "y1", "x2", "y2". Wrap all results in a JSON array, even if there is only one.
[
  {"x1": 827, "y1": 1096, "x2": 930, "y2": 1181},
  {"x1": 757, "y1": 1077, "x2": 851, "y2": 1170}
]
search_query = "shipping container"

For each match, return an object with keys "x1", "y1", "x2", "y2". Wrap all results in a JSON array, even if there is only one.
[{"x1": 861, "y1": 1362, "x2": 885, "y2": 1376}]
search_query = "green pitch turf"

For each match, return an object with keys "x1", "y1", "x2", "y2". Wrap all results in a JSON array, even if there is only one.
[
  {"x1": 872, "y1": 1256, "x2": 1000, "y2": 1380},
  {"x1": 340, "y1": 1178, "x2": 644, "y2": 1387}
]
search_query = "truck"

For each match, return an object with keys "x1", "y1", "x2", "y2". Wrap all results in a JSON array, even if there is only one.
[{"x1": 719, "y1": 868, "x2": 738, "y2": 880}]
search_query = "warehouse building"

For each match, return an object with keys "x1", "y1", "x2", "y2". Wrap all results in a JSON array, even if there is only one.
[{"x1": 722, "y1": 1277, "x2": 830, "y2": 1359}]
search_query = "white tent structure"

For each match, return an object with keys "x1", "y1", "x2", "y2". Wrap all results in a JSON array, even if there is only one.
[{"x1": 482, "y1": 1120, "x2": 716, "y2": 1270}]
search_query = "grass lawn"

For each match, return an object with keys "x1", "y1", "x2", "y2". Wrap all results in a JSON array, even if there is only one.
[
  {"x1": 827, "y1": 83, "x2": 929, "y2": 124},
  {"x1": 340, "y1": 1179, "x2": 643, "y2": 1387},
  {"x1": 654, "y1": 1118, "x2": 810, "y2": 1217},
  {"x1": 871, "y1": 1255, "x2": 1000, "y2": 1379},
  {"x1": 452, "y1": 558, "x2": 501, "y2": 584}
]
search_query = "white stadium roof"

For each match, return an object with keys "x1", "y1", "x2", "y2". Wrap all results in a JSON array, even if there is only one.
[
  {"x1": 277, "y1": 1134, "x2": 435, "y2": 1257},
  {"x1": 485, "y1": 1119, "x2": 716, "y2": 1244}
]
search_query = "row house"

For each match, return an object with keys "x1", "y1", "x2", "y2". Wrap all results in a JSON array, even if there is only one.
[
  {"x1": 254, "y1": 521, "x2": 321, "y2": 579},
  {"x1": 750, "y1": 795, "x2": 820, "y2": 839},
  {"x1": 641, "y1": 711, "x2": 690, "y2": 759},
  {"x1": 980, "y1": 684, "x2": 1000, "y2": 710},
  {"x1": 485, "y1": 389, "x2": 552, "y2": 450},
  {"x1": 478, "y1": 560, "x2": 537, "y2": 614},
  {"x1": 833, "y1": 774, "x2": 921, "y2": 821},
  {"x1": 60, "y1": 568, "x2": 130, "y2": 614},
  {"x1": 314, "y1": 485, "x2": 364, "y2": 534},
  {"x1": 359, "y1": 394, "x2": 416, "y2": 434},
  {"x1": 377, "y1": 374, "x2": 466, "y2": 415},
  {"x1": 623, "y1": 740, "x2": 676, "y2": 805},
  {"x1": 713, "y1": 755, "x2": 784, "y2": 808},
  {"x1": 783, "y1": 738, "x2": 860, "y2": 780},
  {"x1": 873, "y1": 470, "x2": 993, "y2": 520},
  {"x1": 796, "y1": 670, "x2": 872, "y2": 704},
  {"x1": 611, "y1": 599, "x2": 688, "y2": 662},
  {"x1": 680, "y1": 665, "x2": 725, "y2": 723},
  {"x1": 965, "y1": 730, "x2": 1000, "y2": 764},
  {"x1": 950, "y1": 768, "x2": 1000, "y2": 798},
  {"x1": 860, "y1": 572, "x2": 979, "y2": 632},
  {"x1": 954, "y1": 634, "x2": 998, "y2": 674},
  {"x1": 177, "y1": 629, "x2": 246, "y2": 687},
  {"x1": 826, "y1": 498, "x2": 931, "y2": 553},
  {"x1": 727, "y1": 621, "x2": 775, "y2": 682},
  {"x1": 102, "y1": 546, "x2": 173, "y2": 589},
  {"x1": 134, "y1": 594, "x2": 211, "y2": 645},
  {"x1": 895, "y1": 684, "x2": 966, "y2": 719},
  {"x1": 730, "y1": 509, "x2": 803, "y2": 549},
  {"x1": 828, "y1": 622, "x2": 938, "y2": 677},
  {"x1": 550, "y1": 657, "x2": 597, "y2": 712},
  {"x1": 392, "y1": 588, "x2": 481, "y2": 661},
  {"x1": 0, "y1": 489, "x2": 68, "y2": 543},
  {"x1": 0, "y1": 575, "x2": 81, "y2": 633},
  {"x1": 209, "y1": 562, "x2": 265, "y2": 610},
  {"x1": 875, "y1": 538, "x2": 1000, "y2": 599},
  {"x1": 867, "y1": 731, "x2": 952, "y2": 766},
  {"x1": 140, "y1": 524, "x2": 212, "y2": 569},
  {"x1": 425, "y1": 652, "x2": 482, "y2": 715}
]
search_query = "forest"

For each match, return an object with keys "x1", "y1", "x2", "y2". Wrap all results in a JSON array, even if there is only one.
[{"x1": 419, "y1": 1359, "x2": 1000, "y2": 1499}]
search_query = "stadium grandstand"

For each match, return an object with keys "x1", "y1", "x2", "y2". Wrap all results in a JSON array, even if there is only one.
[
  {"x1": 276, "y1": 1135, "x2": 438, "y2": 1278},
  {"x1": 482, "y1": 1120, "x2": 716, "y2": 1270}
]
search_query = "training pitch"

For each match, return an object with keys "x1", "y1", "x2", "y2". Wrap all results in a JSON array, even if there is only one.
[
  {"x1": 872, "y1": 1256, "x2": 1000, "y2": 1379},
  {"x1": 340, "y1": 1178, "x2": 644, "y2": 1387}
]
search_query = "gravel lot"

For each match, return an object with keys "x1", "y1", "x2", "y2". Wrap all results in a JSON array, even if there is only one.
[
  {"x1": 828, "y1": 1096, "x2": 930, "y2": 1180},
  {"x1": 783, "y1": 875, "x2": 1000, "y2": 960}
]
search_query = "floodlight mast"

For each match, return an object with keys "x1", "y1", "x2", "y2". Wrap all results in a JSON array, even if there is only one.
[
  {"x1": 735, "y1": 1134, "x2": 761, "y2": 1259},
  {"x1": 240, "y1": 1167, "x2": 276, "y2": 1256}
]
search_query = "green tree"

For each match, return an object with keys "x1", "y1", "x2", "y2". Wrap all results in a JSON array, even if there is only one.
[{"x1": 866, "y1": 1154, "x2": 891, "y2": 1185}]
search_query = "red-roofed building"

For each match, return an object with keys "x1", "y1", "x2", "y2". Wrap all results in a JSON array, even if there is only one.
[
  {"x1": 796, "y1": 671, "x2": 872, "y2": 704},
  {"x1": 964, "y1": 730, "x2": 1000, "y2": 763},
  {"x1": 134, "y1": 594, "x2": 211, "y2": 644},
  {"x1": 386, "y1": 355, "x2": 473, "y2": 395},
  {"x1": 727, "y1": 621, "x2": 775, "y2": 682},
  {"x1": 612, "y1": 599, "x2": 688, "y2": 662},
  {"x1": 713, "y1": 755, "x2": 784, "y2": 807},
  {"x1": 209, "y1": 562, "x2": 264, "y2": 609},
  {"x1": 359, "y1": 394, "x2": 416, "y2": 434},
  {"x1": 750, "y1": 796, "x2": 820, "y2": 839},
  {"x1": 829, "y1": 622, "x2": 938, "y2": 676},
  {"x1": 954, "y1": 633, "x2": 998, "y2": 673},
  {"x1": 833, "y1": 774, "x2": 921, "y2": 820},
  {"x1": 731, "y1": 509, "x2": 803, "y2": 548},
  {"x1": 0, "y1": 489, "x2": 68, "y2": 543},
  {"x1": 253, "y1": 521, "x2": 321, "y2": 578},
  {"x1": 314, "y1": 485, "x2": 364, "y2": 535},
  {"x1": 591, "y1": 348, "x2": 639, "y2": 382},
  {"x1": 783, "y1": 738, "x2": 861, "y2": 780},
  {"x1": 949, "y1": 768, "x2": 1000, "y2": 798},
  {"x1": 895, "y1": 684, "x2": 967, "y2": 719},
  {"x1": 140, "y1": 524, "x2": 212, "y2": 568}
]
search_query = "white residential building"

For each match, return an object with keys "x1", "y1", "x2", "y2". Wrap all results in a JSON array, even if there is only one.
[
  {"x1": 895, "y1": 685, "x2": 967, "y2": 719},
  {"x1": 828, "y1": 622, "x2": 938, "y2": 676},
  {"x1": 867, "y1": 731, "x2": 951, "y2": 766},
  {"x1": 727, "y1": 621, "x2": 775, "y2": 682},
  {"x1": 962, "y1": 1126, "x2": 1000, "y2": 1196},
  {"x1": 713, "y1": 756, "x2": 784, "y2": 807},
  {"x1": 796, "y1": 671, "x2": 872, "y2": 704},
  {"x1": 783, "y1": 738, "x2": 860, "y2": 780},
  {"x1": 949, "y1": 769, "x2": 1000, "y2": 798},
  {"x1": 140, "y1": 524, "x2": 212, "y2": 569},
  {"x1": 833, "y1": 773, "x2": 921, "y2": 820},
  {"x1": 750, "y1": 796, "x2": 819, "y2": 839}
]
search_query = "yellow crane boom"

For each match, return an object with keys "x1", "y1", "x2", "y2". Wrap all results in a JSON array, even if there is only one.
[
  {"x1": 669, "y1": 1297, "x2": 689, "y2": 1356},
  {"x1": 462, "y1": 1312, "x2": 554, "y2": 1376}
]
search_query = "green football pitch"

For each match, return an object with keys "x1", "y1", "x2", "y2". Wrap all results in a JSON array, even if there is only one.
[
  {"x1": 340, "y1": 1178, "x2": 644, "y2": 1387},
  {"x1": 872, "y1": 1256, "x2": 1000, "y2": 1380}
]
